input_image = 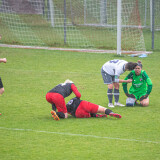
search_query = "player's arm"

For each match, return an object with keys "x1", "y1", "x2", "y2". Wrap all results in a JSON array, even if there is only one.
[
  {"x1": 71, "y1": 84, "x2": 81, "y2": 98},
  {"x1": 114, "y1": 71, "x2": 132, "y2": 83},
  {"x1": 143, "y1": 71, "x2": 153, "y2": 95},
  {"x1": 118, "y1": 79, "x2": 132, "y2": 83},
  {"x1": 122, "y1": 72, "x2": 133, "y2": 95}
]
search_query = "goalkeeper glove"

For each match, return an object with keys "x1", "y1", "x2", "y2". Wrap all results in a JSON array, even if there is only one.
[
  {"x1": 126, "y1": 93, "x2": 135, "y2": 98},
  {"x1": 140, "y1": 94, "x2": 148, "y2": 101}
]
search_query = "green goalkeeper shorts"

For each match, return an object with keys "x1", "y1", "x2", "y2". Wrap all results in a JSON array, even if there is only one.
[{"x1": 129, "y1": 92, "x2": 146, "y2": 100}]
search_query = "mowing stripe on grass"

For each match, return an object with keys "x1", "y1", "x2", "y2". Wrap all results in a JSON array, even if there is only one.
[{"x1": 0, "y1": 127, "x2": 159, "y2": 144}]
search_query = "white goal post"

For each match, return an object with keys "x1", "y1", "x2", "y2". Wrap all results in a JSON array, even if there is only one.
[{"x1": 0, "y1": 0, "x2": 158, "y2": 54}]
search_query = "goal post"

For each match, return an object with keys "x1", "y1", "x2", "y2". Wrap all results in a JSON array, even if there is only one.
[
  {"x1": 0, "y1": 0, "x2": 156, "y2": 54},
  {"x1": 117, "y1": 0, "x2": 122, "y2": 55}
]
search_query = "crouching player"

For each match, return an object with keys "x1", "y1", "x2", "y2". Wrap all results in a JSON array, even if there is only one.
[
  {"x1": 46, "y1": 79, "x2": 81, "y2": 120},
  {"x1": 66, "y1": 97, "x2": 121, "y2": 119}
]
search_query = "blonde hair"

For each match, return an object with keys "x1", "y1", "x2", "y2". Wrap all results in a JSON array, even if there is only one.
[{"x1": 64, "y1": 79, "x2": 73, "y2": 83}]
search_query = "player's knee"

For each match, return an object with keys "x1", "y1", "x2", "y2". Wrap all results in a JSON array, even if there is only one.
[
  {"x1": 141, "y1": 102, "x2": 149, "y2": 107},
  {"x1": 98, "y1": 105, "x2": 106, "y2": 113},
  {"x1": 108, "y1": 84, "x2": 113, "y2": 89},
  {"x1": 114, "y1": 83, "x2": 119, "y2": 89},
  {"x1": 140, "y1": 99, "x2": 149, "y2": 107}
]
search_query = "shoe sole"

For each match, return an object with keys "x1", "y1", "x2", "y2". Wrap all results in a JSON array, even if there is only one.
[
  {"x1": 51, "y1": 110, "x2": 60, "y2": 121},
  {"x1": 114, "y1": 103, "x2": 125, "y2": 107},
  {"x1": 109, "y1": 113, "x2": 122, "y2": 119},
  {"x1": 108, "y1": 105, "x2": 114, "y2": 108}
]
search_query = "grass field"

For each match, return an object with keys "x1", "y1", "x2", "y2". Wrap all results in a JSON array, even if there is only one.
[{"x1": 0, "y1": 47, "x2": 160, "y2": 160}]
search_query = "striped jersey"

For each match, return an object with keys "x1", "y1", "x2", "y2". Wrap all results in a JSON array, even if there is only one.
[{"x1": 102, "y1": 59, "x2": 128, "y2": 77}]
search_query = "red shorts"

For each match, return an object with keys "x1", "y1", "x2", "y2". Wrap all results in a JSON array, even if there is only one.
[
  {"x1": 46, "y1": 92, "x2": 67, "y2": 113},
  {"x1": 75, "y1": 101, "x2": 99, "y2": 118}
]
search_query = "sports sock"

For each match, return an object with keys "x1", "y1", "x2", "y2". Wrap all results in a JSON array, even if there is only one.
[
  {"x1": 107, "y1": 89, "x2": 113, "y2": 103},
  {"x1": 52, "y1": 104, "x2": 56, "y2": 111},
  {"x1": 105, "y1": 109, "x2": 112, "y2": 115},
  {"x1": 90, "y1": 113, "x2": 97, "y2": 117},
  {"x1": 114, "y1": 89, "x2": 119, "y2": 103},
  {"x1": 56, "y1": 112, "x2": 65, "y2": 118}
]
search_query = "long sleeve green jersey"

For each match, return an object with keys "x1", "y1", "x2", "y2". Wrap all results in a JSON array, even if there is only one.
[{"x1": 122, "y1": 70, "x2": 152, "y2": 95}]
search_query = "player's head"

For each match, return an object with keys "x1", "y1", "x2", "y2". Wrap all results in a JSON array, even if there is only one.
[
  {"x1": 137, "y1": 60, "x2": 142, "y2": 68},
  {"x1": 64, "y1": 79, "x2": 73, "y2": 84},
  {"x1": 125, "y1": 62, "x2": 138, "y2": 71},
  {"x1": 135, "y1": 60, "x2": 142, "y2": 75}
]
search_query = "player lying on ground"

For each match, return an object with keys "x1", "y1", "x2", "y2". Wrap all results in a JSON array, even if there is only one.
[
  {"x1": 46, "y1": 79, "x2": 81, "y2": 120},
  {"x1": 51, "y1": 97, "x2": 121, "y2": 121},
  {"x1": 101, "y1": 59, "x2": 138, "y2": 108},
  {"x1": 122, "y1": 60, "x2": 152, "y2": 107}
]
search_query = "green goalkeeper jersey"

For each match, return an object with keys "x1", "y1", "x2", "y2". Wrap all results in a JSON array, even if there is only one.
[{"x1": 122, "y1": 70, "x2": 152, "y2": 96}]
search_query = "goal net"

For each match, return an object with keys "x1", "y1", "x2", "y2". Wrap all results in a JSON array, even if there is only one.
[{"x1": 0, "y1": 0, "x2": 152, "y2": 54}]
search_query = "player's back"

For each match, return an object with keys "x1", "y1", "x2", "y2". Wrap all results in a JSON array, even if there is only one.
[
  {"x1": 103, "y1": 59, "x2": 127, "y2": 76},
  {"x1": 48, "y1": 83, "x2": 72, "y2": 97}
]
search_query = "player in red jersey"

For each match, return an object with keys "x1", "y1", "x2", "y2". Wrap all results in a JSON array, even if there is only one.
[
  {"x1": 66, "y1": 97, "x2": 121, "y2": 119},
  {"x1": 46, "y1": 79, "x2": 81, "y2": 120}
]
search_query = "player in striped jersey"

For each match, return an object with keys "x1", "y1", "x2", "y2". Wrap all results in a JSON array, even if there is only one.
[
  {"x1": 46, "y1": 79, "x2": 81, "y2": 120},
  {"x1": 101, "y1": 59, "x2": 138, "y2": 108}
]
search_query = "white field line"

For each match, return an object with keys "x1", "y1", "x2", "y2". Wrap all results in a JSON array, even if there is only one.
[
  {"x1": 0, "y1": 44, "x2": 152, "y2": 54},
  {"x1": 0, "y1": 44, "x2": 116, "y2": 54},
  {"x1": 0, "y1": 127, "x2": 159, "y2": 144}
]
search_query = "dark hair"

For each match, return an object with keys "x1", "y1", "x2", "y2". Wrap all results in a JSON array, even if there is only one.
[
  {"x1": 126, "y1": 62, "x2": 138, "y2": 71},
  {"x1": 137, "y1": 60, "x2": 142, "y2": 68}
]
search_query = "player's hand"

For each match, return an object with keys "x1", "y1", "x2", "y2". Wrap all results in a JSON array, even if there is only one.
[
  {"x1": 126, "y1": 93, "x2": 135, "y2": 98},
  {"x1": 126, "y1": 79, "x2": 132, "y2": 83},
  {"x1": 2, "y1": 58, "x2": 7, "y2": 63},
  {"x1": 140, "y1": 94, "x2": 148, "y2": 101}
]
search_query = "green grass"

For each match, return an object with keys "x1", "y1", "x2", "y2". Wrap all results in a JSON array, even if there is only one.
[{"x1": 0, "y1": 47, "x2": 160, "y2": 160}]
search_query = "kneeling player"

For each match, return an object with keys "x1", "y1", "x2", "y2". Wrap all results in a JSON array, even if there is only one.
[{"x1": 122, "y1": 61, "x2": 152, "y2": 107}]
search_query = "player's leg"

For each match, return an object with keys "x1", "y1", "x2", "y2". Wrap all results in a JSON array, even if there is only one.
[
  {"x1": 101, "y1": 68, "x2": 114, "y2": 107},
  {"x1": 75, "y1": 105, "x2": 91, "y2": 118},
  {"x1": 81, "y1": 101, "x2": 121, "y2": 118},
  {"x1": 107, "y1": 84, "x2": 114, "y2": 107},
  {"x1": 52, "y1": 103, "x2": 56, "y2": 111},
  {"x1": 52, "y1": 93, "x2": 68, "y2": 119},
  {"x1": 139, "y1": 93, "x2": 149, "y2": 106},
  {"x1": 0, "y1": 77, "x2": 4, "y2": 95},
  {"x1": 140, "y1": 97, "x2": 149, "y2": 106},
  {"x1": 113, "y1": 82, "x2": 125, "y2": 107},
  {"x1": 46, "y1": 93, "x2": 67, "y2": 120},
  {"x1": 0, "y1": 78, "x2": 4, "y2": 115},
  {"x1": 98, "y1": 106, "x2": 121, "y2": 118}
]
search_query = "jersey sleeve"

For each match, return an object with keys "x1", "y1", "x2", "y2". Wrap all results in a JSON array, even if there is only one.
[
  {"x1": 71, "y1": 84, "x2": 81, "y2": 98},
  {"x1": 122, "y1": 72, "x2": 133, "y2": 94},
  {"x1": 142, "y1": 71, "x2": 153, "y2": 95}
]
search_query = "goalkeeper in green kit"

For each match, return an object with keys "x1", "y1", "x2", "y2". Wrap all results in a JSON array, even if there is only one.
[{"x1": 122, "y1": 60, "x2": 152, "y2": 107}]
